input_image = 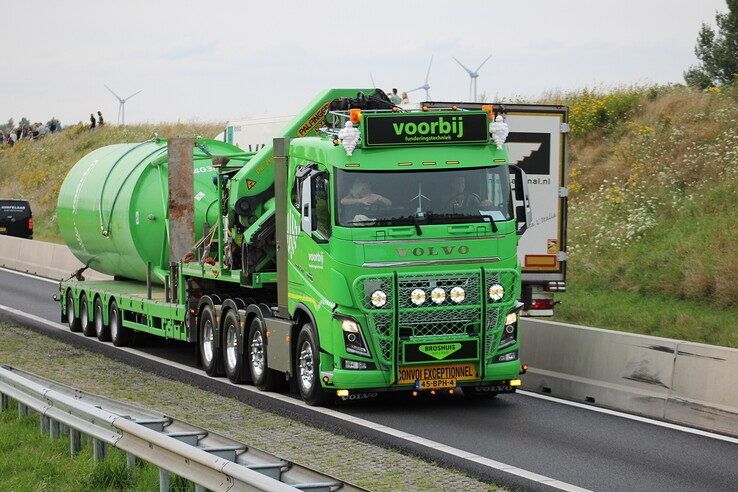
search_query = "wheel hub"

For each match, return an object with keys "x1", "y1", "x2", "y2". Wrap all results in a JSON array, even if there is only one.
[
  {"x1": 250, "y1": 330, "x2": 265, "y2": 378},
  {"x1": 95, "y1": 304, "x2": 103, "y2": 336},
  {"x1": 226, "y1": 325, "x2": 238, "y2": 370},
  {"x1": 299, "y1": 341, "x2": 314, "y2": 393},
  {"x1": 203, "y1": 320, "x2": 214, "y2": 363},
  {"x1": 110, "y1": 310, "x2": 118, "y2": 339}
]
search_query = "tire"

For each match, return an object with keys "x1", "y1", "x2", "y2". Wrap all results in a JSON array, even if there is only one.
[
  {"x1": 199, "y1": 305, "x2": 223, "y2": 376},
  {"x1": 222, "y1": 310, "x2": 250, "y2": 384},
  {"x1": 93, "y1": 297, "x2": 111, "y2": 341},
  {"x1": 79, "y1": 293, "x2": 95, "y2": 337},
  {"x1": 247, "y1": 317, "x2": 281, "y2": 391},
  {"x1": 295, "y1": 323, "x2": 331, "y2": 406},
  {"x1": 109, "y1": 300, "x2": 131, "y2": 347},
  {"x1": 65, "y1": 291, "x2": 81, "y2": 332}
]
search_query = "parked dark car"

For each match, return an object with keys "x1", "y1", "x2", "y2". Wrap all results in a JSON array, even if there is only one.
[{"x1": 0, "y1": 200, "x2": 33, "y2": 239}]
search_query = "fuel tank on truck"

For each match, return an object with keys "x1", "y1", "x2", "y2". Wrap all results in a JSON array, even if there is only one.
[{"x1": 56, "y1": 138, "x2": 250, "y2": 283}]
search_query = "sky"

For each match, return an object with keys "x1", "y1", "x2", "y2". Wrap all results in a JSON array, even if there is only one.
[{"x1": 0, "y1": 0, "x2": 727, "y2": 125}]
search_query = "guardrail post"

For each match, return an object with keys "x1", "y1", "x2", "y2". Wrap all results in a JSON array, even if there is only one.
[
  {"x1": 0, "y1": 393, "x2": 8, "y2": 411},
  {"x1": 159, "y1": 468, "x2": 170, "y2": 491},
  {"x1": 19, "y1": 403, "x2": 28, "y2": 417},
  {"x1": 50, "y1": 419, "x2": 61, "y2": 439},
  {"x1": 93, "y1": 438, "x2": 106, "y2": 461},
  {"x1": 126, "y1": 453, "x2": 136, "y2": 469},
  {"x1": 40, "y1": 415, "x2": 50, "y2": 434},
  {"x1": 70, "y1": 428, "x2": 82, "y2": 457}
]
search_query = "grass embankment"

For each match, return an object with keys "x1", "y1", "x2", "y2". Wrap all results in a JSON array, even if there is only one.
[
  {"x1": 0, "y1": 399, "x2": 194, "y2": 491},
  {"x1": 542, "y1": 83, "x2": 738, "y2": 346},
  {"x1": 0, "y1": 123, "x2": 224, "y2": 243}
]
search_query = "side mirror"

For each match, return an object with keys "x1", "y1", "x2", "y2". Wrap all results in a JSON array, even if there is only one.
[
  {"x1": 510, "y1": 165, "x2": 532, "y2": 236},
  {"x1": 300, "y1": 176, "x2": 312, "y2": 234}
]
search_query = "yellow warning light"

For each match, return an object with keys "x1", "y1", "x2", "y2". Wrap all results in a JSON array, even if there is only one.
[
  {"x1": 349, "y1": 109, "x2": 362, "y2": 124},
  {"x1": 336, "y1": 389, "x2": 349, "y2": 397},
  {"x1": 509, "y1": 379, "x2": 522, "y2": 387},
  {"x1": 481, "y1": 105, "x2": 494, "y2": 120}
]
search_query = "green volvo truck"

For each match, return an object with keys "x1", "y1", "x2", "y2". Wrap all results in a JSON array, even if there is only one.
[{"x1": 57, "y1": 89, "x2": 532, "y2": 405}]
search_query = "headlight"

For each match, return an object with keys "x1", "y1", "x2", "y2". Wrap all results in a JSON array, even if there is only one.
[
  {"x1": 410, "y1": 288, "x2": 426, "y2": 306},
  {"x1": 488, "y1": 284, "x2": 504, "y2": 301},
  {"x1": 341, "y1": 318, "x2": 360, "y2": 333},
  {"x1": 370, "y1": 290, "x2": 387, "y2": 308},
  {"x1": 505, "y1": 312, "x2": 518, "y2": 325},
  {"x1": 430, "y1": 287, "x2": 446, "y2": 304},
  {"x1": 449, "y1": 286, "x2": 465, "y2": 303}
]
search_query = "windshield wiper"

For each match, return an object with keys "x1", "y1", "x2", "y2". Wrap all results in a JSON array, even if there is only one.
[{"x1": 426, "y1": 212, "x2": 499, "y2": 232}]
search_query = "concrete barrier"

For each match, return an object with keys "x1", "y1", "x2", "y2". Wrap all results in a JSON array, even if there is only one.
[
  {"x1": 520, "y1": 318, "x2": 738, "y2": 437},
  {"x1": 0, "y1": 235, "x2": 110, "y2": 281}
]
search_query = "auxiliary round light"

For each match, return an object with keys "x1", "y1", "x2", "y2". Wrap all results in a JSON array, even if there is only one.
[
  {"x1": 410, "y1": 288, "x2": 426, "y2": 306},
  {"x1": 430, "y1": 287, "x2": 446, "y2": 304},
  {"x1": 488, "y1": 284, "x2": 505, "y2": 301},
  {"x1": 449, "y1": 286, "x2": 466, "y2": 303},
  {"x1": 370, "y1": 290, "x2": 387, "y2": 308}
]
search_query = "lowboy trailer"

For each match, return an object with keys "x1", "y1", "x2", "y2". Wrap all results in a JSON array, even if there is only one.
[{"x1": 58, "y1": 89, "x2": 534, "y2": 405}]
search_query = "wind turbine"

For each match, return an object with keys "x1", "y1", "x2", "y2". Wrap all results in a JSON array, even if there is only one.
[
  {"x1": 105, "y1": 85, "x2": 142, "y2": 125},
  {"x1": 407, "y1": 55, "x2": 434, "y2": 101},
  {"x1": 452, "y1": 54, "x2": 492, "y2": 102}
]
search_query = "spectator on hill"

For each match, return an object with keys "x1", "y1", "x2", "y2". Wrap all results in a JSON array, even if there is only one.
[
  {"x1": 15, "y1": 127, "x2": 22, "y2": 140},
  {"x1": 0, "y1": 131, "x2": 5, "y2": 145},
  {"x1": 47, "y1": 117, "x2": 61, "y2": 132},
  {"x1": 97, "y1": 111, "x2": 104, "y2": 126},
  {"x1": 387, "y1": 88, "x2": 402, "y2": 105},
  {"x1": 90, "y1": 114, "x2": 96, "y2": 129}
]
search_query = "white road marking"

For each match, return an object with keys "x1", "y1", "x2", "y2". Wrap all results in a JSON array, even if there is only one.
[
  {"x1": 0, "y1": 266, "x2": 59, "y2": 284},
  {"x1": 518, "y1": 390, "x2": 738, "y2": 444},
  {"x1": 0, "y1": 301, "x2": 588, "y2": 492}
]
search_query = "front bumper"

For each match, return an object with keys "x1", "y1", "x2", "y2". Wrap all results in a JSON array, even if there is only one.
[{"x1": 322, "y1": 358, "x2": 522, "y2": 391}]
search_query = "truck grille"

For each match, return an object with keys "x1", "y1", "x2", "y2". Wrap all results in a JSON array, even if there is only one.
[{"x1": 355, "y1": 269, "x2": 519, "y2": 366}]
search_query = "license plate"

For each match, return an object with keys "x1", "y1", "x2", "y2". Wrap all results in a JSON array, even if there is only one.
[
  {"x1": 398, "y1": 362, "x2": 478, "y2": 385},
  {"x1": 419, "y1": 378, "x2": 456, "y2": 389}
]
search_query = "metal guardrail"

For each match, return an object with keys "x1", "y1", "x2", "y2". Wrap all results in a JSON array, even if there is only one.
[{"x1": 0, "y1": 365, "x2": 363, "y2": 492}]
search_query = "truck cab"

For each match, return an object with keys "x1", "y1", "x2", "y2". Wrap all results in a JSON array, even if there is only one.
[{"x1": 279, "y1": 107, "x2": 531, "y2": 402}]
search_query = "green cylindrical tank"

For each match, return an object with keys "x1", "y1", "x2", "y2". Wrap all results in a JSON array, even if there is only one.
[{"x1": 57, "y1": 138, "x2": 249, "y2": 283}]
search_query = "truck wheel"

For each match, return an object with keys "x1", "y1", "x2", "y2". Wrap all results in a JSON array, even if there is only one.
[
  {"x1": 65, "y1": 291, "x2": 81, "y2": 332},
  {"x1": 94, "y1": 297, "x2": 111, "y2": 341},
  {"x1": 248, "y1": 317, "x2": 280, "y2": 391},
  {"x1": 296, "y1": 323, "x2": 331, "y2": 406},
  {"x1": 109, "y1": 300, "x2": 131, "y2": 347},
  {"x1": 223, "y1": 310, "x2": 250, "y2": 384},
  {"x1": 199, "y1": 305, "x2": 224, "y2": 376},
  {"x1": 79, "y1": 293, "x2": 95, "y2": 337}
]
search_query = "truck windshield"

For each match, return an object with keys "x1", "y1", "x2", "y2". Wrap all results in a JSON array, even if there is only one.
[{"x1": 335, "y1": 166, "x2": 513, "y2": 227}]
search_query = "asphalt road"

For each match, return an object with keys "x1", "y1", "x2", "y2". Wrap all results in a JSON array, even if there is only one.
[{"x1": 1, "y1": 268, "x2": 736, "y2": 491}]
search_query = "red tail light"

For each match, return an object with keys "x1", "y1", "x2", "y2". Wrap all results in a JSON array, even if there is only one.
[
  {"x1": 28, "y1": 218, "x2": 34, "y2": 230},
  {"x1": 530, "y1": 298, "x2": 553, "y2": 310}
]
